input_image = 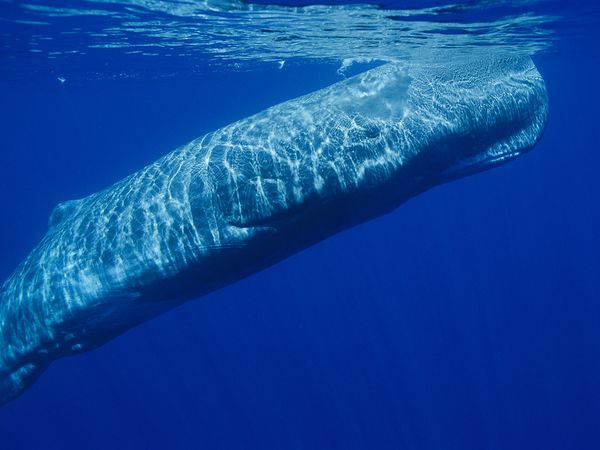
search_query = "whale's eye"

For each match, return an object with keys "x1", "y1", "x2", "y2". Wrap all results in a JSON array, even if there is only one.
[{"x1": 364, "y1": 125, "x2": 380, "y2": 139}]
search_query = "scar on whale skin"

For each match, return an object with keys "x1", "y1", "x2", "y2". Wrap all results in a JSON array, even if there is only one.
[{"x1": 0, "y1": 56, "x2": 548, "y2": 405}]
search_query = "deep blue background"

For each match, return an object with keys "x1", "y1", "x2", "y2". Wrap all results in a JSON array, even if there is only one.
[{"x1": 1, "y1": 25, "x2": 599, "y2": 450}]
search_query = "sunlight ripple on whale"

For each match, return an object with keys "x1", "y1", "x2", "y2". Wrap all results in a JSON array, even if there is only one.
[{"x1": 0, "y1": 56, "x2": 548, "y2": 405}]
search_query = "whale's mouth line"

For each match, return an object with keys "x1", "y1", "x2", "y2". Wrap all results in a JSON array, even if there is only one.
[{"x1": 437, "y1": 150, "x2": 522, "y2": 183}]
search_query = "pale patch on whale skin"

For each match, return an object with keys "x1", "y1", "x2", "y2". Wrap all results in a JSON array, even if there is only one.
[{"x1": 0, "y1": 56, "x2": 548, "y2": 405}]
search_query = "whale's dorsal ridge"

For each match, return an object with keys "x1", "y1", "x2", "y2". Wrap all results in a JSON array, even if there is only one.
[{"x1": 48, "y1": 199, "x2": 82, "y2": 230}]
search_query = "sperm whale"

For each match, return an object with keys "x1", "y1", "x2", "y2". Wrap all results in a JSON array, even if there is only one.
[{"x1": 0, "y1": 56, "x2": 548, "y2": 405}]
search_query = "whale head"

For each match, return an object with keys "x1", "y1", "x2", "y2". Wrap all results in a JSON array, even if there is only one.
[
  {"x1": 256, "y1": 56, "x2": 550, "y2": 231},
  {"x1": 390, "y1": 57, "x2": 548, "y2": 189}
]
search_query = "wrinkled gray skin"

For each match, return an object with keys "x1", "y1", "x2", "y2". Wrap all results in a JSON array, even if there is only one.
[{"x1": 0, "y1": 57, "x2": 548, "y2": 405}]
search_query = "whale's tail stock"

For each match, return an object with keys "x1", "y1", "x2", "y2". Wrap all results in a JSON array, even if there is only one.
[
  {"x1": 0, "y1": 287, "x2": 48, "y2": 406},
  {"x1": 0, "y1": 360, "x2": 46, "y2": 406},
  {"x1": 0, "y1": 287, "x2": 167, "y2": 406}
]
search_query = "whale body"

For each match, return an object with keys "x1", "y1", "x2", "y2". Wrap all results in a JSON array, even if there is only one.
[{"x1": 0, "y1": 57, "x2": 548, "y2": 405}]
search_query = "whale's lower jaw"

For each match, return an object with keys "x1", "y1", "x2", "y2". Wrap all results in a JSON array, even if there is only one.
[
  {"x1": 0, "y1": 56, "x2": 548, "y2": 406},
  {"x1": 434, "y1": 150, "x2": 522, "y2": 184},
  {"x1": 433, "y1": 105, "x2": 547, "y2": 185}
]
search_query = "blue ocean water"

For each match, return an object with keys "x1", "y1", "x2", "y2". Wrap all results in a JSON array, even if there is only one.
[{"x1": 0, "y1": 1, "x2": 599, "y2": 449}]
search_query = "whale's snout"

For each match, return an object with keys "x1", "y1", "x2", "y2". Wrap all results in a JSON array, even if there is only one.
[{"x1": 403, "y1": 57, "x2": 549, "y2": 183}]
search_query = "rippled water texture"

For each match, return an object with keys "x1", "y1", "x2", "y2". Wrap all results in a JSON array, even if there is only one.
[{"x1": 0, "y1": 0, "x2": 575, "y2": 80}]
